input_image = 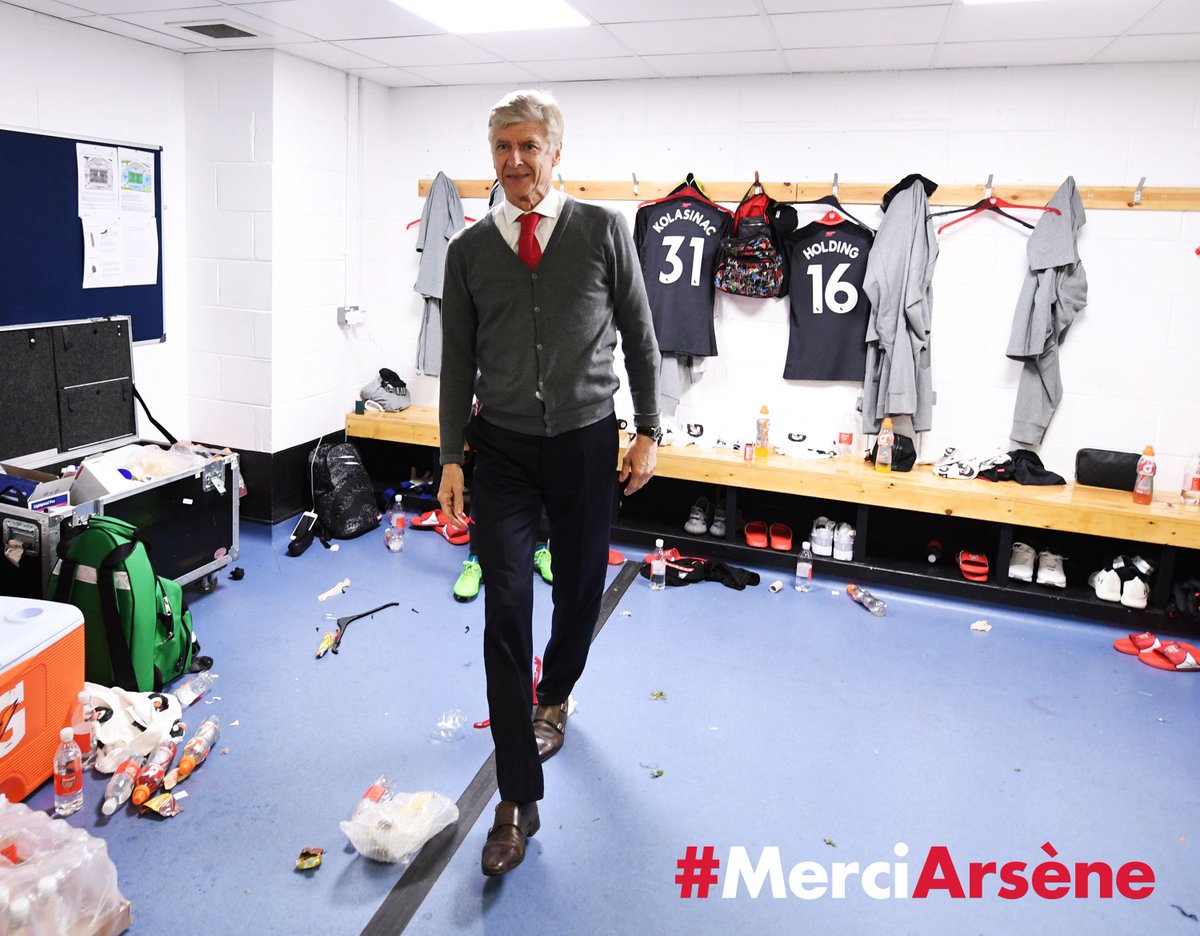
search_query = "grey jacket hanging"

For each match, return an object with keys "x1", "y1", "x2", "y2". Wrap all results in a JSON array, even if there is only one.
[
  {"x1": 1006, "y1": 177, "x2": 1087, "y2": 445},
  {"x1": 414, "y1": 171, "x2": 466, "y2": 377},
  {"x1": 861, "y1": 176, "x2": 939, "y2": 434}
]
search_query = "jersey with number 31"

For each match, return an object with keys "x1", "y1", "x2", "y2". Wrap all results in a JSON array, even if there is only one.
[
  {"x1": 780, "y1": 220, "x2": 875, "y2": 381},
  {"x1": 634, "y1": 195, "x2": 732, "y2": 357}
]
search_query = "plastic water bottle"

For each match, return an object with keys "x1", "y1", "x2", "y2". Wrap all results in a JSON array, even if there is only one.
[
  {"x1": 794, "y1": 541, "x2": 813, "y2": 592},
  {"x1": 175, "y1": 669, "x2": 218, "y2": 706},
  {"x1": 384, "y1": 495, "x2": 406, "y2": 552},
  {"x1": 352, "y1": 774, "x2": 396, "y2": 820},
  {"x1": 875, "y1": 417, "x2": 895, "y2": 473},
  {"x1": 101, "y1": 753, "x2": 144, "y2": 816},
  {"x1": 53, "y1": 728, "x2": 84, "y2": 816},
  {"x1": 755, "y1": 405, "x2": 770, "y2": 460},
  {"x1": 650, "y1": 539, "x2": 666, "y2": 590},
  {"x1": 175, "y1": 715, "x2": 221, "y2": 781},
  {"x1": 33, "y1": 875, "x2": 67, "y2": 933},
  {"x1": 837, "y1": 410, "x2": 857, "y2": 458},
  {"x1": 8, "y1": 896, "x2": 33, "y2": 935},
  {"x1": 926, "y1": 539, "x2": 943, "y2": 564},
  {"x1": 1182, "y1": 453, "x2": 1200, "y2": 506},
  {"x1": 72, "y1": 690, "x2": 96, "y2": 770},
  {"x1": 132, "y1": 734, "x2": 181, "y2": 806},
  {"x1": 1133, "y1": 445, "x2": 1156, "y2": 505}
]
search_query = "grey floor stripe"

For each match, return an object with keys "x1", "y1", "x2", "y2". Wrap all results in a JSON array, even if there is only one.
[{"x1": 361, "y1": 561, "x2": 642, "y2": 935}]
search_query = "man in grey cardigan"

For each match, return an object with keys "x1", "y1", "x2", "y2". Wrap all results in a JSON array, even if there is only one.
[{"x1": 438, "y1": 89, "x2": 662, "y2": 877}]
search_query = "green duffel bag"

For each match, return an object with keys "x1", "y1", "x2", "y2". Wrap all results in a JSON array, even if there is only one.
[{"x1": 49, "y1": 515, "x2": 196, "y2": 692}]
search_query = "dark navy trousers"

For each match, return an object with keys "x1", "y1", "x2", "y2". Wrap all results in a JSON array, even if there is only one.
[{"x1": 465, "y1": 412, "x2": 617, "y2": 802}]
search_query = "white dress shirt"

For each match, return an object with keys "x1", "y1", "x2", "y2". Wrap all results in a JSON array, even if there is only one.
[{"x1": 493, "y1": 185, "x2": 564, "y2": 255}]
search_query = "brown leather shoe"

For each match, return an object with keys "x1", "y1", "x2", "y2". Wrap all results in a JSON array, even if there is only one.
[
  {"x1": 481, "y1": 800, "x2": 540, "y2": 876},
  {"x1": 532, "y1": 700, "x2": 569, "y2": 762}
]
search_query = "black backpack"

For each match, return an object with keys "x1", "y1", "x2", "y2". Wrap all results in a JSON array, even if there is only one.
[{"x1": 309, "y1": 442, "x2": 379, "y2": 539}]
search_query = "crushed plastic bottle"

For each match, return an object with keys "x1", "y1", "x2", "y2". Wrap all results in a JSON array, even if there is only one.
[
  {"x1": 174, "y1": 715, "x2": 221, "y2": 782},
  {"x1": 131, "y1": 733, "x2": 181, "y2": 806},
  {"x1": 352, "y1": 775, "x2": 397, "y2": 820},
  {"x1": 101, "y1": 753, "x2": 145, "y2": 816},
  {"x1": 175, "y1": 670, "x2": 218, "y2": 707},
  {"x1": 846, "y1": 583, "x2": 887, "y2": 617}
]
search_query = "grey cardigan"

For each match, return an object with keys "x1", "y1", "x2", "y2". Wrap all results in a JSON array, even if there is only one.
[{"x1": 439, "y1": 196, "x2": 660, "y2": 464}]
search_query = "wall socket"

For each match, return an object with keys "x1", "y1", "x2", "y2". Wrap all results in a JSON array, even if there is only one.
[{"x1": 338, "y1": 305, "x2": 366, "y2": 326}]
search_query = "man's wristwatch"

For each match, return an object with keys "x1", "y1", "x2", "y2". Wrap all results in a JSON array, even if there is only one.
[{"x1": 635, "y1": 425, "x2": 664, "y2": 445}]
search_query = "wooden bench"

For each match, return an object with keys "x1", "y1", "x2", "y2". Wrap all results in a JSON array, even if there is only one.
[{"x1": 346, "y1": 406, "x2": 1200, "y2": 549}]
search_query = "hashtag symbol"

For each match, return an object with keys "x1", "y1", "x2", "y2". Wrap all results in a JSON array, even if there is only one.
[{"x1": 675, "y1": 845, "x2": 720, "y2": 898}]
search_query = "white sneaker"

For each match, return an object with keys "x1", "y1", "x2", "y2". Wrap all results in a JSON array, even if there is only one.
[
  {"x1": 810, "y1": 517, "x2": 834, "y2": 557},
  {"x1": 1089, "y1": 569, "x2": 1122, "y2": 602},
  {"x1": 833, "y1": 523, "x2": 856, "y2": 561},
  {"x1": 1120, "y1": 576, "x2": 1149, "y2": 610},
  {"x1": 708, "y1": 506, "x2": 726, "y2": 538},
  {"x1": 684, "y1": 497, "x2": 710, "y2": 535},
  {"x1": 1035, "y1": 551, "x2": 1066, "y2": 588},
  {"x1": 1008, "y1": 542, "x2": 1035, "y2": 582}
]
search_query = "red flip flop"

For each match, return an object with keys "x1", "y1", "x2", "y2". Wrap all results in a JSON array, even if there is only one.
[
  {"x1": 958, "y1": 551, "x2": 989, "y2": 582},
  {"x1": 744, "y1": 520, "x2": 768, "y2": 549},
  {"x1": 608, "y1": 548, "x2": 625, "y2": 565},
  {"x1": 1114, "y1": 631, "x2": 1163, "y2": 655},
  {"x1": 769, "y1": 522, "x2": 793, "y2": 551},
  {"x1": 412, "y1": 509, "x2": 449, "y2": 530},
  {"x1": 436, "y1": 515, "x2": 472, "y2": 545},
  {"x1": 1140, "y1": 641, "x2": 1200, "y2": 672}
]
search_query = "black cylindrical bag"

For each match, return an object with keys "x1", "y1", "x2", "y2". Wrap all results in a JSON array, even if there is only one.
[{"x1": 1074, "y1": 448, "x2": 1140, "y2": 490}]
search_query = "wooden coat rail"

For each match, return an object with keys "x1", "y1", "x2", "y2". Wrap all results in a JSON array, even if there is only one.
[{"x1": 417, "y1": 178, "x2": 1200, "y2": 211}]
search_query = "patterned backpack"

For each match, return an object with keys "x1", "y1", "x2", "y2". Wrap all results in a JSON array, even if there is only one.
[{"x1": 714, "y1": 188, "x2": 785, "y2": 299}]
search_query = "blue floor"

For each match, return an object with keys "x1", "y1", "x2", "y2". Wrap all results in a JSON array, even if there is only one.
[{"x1": 21, "y1": 519, "x2": 1200, "y2": 934}]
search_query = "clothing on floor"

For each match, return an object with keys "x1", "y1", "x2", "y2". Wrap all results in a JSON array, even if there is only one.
[
  {"x1": 638, "y1": 555, "x2": 762, "y2": 590},
  {"x1": 414, "y1": 171, "x2": 466, "y2": 377},
  {"x1": 1006, "y1": 176, "x2": 1087, "y2": 446},
  {"x1": 861, "y1": 175, "x2": 939, "y2": 434}
]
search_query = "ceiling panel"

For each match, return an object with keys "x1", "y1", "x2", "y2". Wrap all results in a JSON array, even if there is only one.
[
  {"x1": 72, "y1": 11, "x2": 205, "y2": 48},
  {"x1": 785, "y1": 43, "x2": 936, "y2": 72},
  {"x1": 38, "y1": 0, "x2": 203, "y2": 12},
  {"x1": 233, "y1": 0, "x2": 440, "y2": 41},
  {"x1": 566, "y1": 0, "x2": 759, "y2": 25},
  {"x1": 345, "y1": 65, "x2": 435, "y2": 87},
  {"x1": 468, "y1": 26, "x2": 630, "y2": 62},
  {"x1": 644, "y1": 49, "x2": 788, "y2": 78},
  {"x1": 1129, "y1": 0, "x2": 1200, "y2": 35},
  {"x1": 944, "y1": 0, "x2": 1159, "y2": 43},
  {"x1": 3, "y1": 0, "x2": 94, "y2": 16},
  {"x1": 771, "y1": 6, "x2": 949, "y2": 49},
  {"x1": 335, "y1": 34, "x2": 500, "y2": 68},
  {"x1": 607, "y1": 16, "x2": 776, "y2": 57},
  {"x1": 114, "y1": 3, "x2": 317, "y2": 46},
  {"x1": 1092, "y1": 33, "x2": 1200, "y2": 63},
  {"x1": 277, "y1": 39, "x2": 391, "y2": 70},
  {"x1": 765, "y1": 0, "x2": 948, "y2": 11},
  {"x1": 935, "y1": 37, "x2": 1110, "y2": 69},
  {"x1": 522, "y1": 55, "x2": 658, "y2": 82},
  {"x1": 403, "y1": 61, "x2": 541, "y2": 85}
]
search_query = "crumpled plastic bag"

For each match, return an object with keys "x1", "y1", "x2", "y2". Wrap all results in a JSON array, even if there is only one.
[{"x1": 339, "y1": 791, "x2": 459, "y2": 864}]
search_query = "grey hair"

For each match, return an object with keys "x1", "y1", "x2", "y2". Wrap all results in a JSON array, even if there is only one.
[{"x1": 488, "y1": 89, "x2": 564, "y2": 146}]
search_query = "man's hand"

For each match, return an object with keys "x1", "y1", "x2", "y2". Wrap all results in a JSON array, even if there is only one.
[
  {"x1": 619, "y1": 433, "x2": 657, "y2": 495},
  {"x1": 438, "y1": 463, "x2": 469, "y2": 528}
]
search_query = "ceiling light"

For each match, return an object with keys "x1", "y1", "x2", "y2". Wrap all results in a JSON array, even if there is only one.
[{"x1": 391, "y1": 0, "x2": 588, "y2": 34}]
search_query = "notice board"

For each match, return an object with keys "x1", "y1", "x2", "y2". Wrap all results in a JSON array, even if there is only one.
[{"x1": 0, "y1": 127, "x2": 164, "y2": 342}]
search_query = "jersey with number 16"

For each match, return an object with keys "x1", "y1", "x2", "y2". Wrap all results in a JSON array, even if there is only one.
[{"x1": 634, "y1": 195, "x2": 732, "y2": 357}]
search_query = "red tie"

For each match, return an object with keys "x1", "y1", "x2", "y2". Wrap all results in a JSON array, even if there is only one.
[{"x1": 518, "y1": 212, "x2": 542, "y2": 268}]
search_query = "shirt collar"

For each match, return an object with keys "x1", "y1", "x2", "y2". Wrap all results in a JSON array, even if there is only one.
[{"x1": 500, "y1": 185, "x2": 564, "y2": 227}]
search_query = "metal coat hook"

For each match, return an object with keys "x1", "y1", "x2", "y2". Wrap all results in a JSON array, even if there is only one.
[
  {"x1": 1134, "y1": 176, "x2": 1146, "y2": 205},
  {"x1": 632, "y1": 172, "x2": 639, "y2": 197},
  {"x1": 984, "y1": 173, "x2": 994, "y2": 199},
  {"x1": 557, "y1": 173, "x2": 565, "y2": 192},
  {"x1": 832, "y1": 172, "x2": 839, "y2": 199}
]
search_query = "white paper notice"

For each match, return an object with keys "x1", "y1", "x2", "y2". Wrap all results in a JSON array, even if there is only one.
[
  {"x1": 120, "y1": 215, "x2": 159, "y2": 285},
  {"x1": 82, "y1": 217, "x2": 121, "y2": 288},
  {"x1": 118, "y1": 147, "x2": 155, "y2": 214},
  {"x1": 77, "y1": 143, "x2": 117, "y2": 217}
]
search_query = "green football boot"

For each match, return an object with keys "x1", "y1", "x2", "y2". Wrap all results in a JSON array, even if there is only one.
[
  {"x1": 533, "y1": 544, "x2": 553, "y2": 585},
  {"x1": 453, "y1": 555, "x2": 482, "y2": 602}
]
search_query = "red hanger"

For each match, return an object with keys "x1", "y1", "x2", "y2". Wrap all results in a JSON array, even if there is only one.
[
  {"x1": 934, "y1": 196, "x2": 1060, "y2": 235},
  {"x1": 407, "y1": 216, "x2": 475, "y2": 230}
]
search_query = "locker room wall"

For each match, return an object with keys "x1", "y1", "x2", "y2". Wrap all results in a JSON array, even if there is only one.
[{"x1": 386, "y1": 64, "x2": 1200, "y2": 489}]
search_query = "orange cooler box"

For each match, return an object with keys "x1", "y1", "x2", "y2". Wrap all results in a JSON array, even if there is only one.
[{"x1": 0, "y1": 596, "x2": 85, "y2": 801}]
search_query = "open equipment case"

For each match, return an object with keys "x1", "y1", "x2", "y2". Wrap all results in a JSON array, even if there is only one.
[{"x1": 0, "y1": 316, "x2": 240, "y2": 599}]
